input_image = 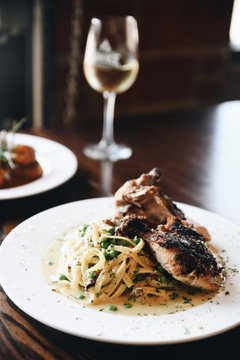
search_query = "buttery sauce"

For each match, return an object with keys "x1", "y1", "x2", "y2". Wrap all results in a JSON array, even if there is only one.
[{"x1": 42, "y1": 237, "x2": 218, "y2": 316}]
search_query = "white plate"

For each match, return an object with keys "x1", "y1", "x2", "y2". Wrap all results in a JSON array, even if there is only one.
[
  {"x1": 0, "y1": 133, "x2": 78, "y2": 199},
  {"x1": 0, "y1": 197, "x2": 240, "y2": 345}
]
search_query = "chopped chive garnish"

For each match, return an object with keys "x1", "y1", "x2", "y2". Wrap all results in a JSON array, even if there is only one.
[
  {"x1": 108, "y1": 305, "x2": 118, "y2": 311},
  {"x1": 47, "y1": 261, "x2": 54, "y2": 265}
]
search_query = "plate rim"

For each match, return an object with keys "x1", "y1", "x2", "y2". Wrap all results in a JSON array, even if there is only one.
[{"x1": 0, "y1": 197, "x2": 240, "y2": 345}]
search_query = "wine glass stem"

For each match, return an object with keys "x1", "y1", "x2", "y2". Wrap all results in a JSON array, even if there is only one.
[{"x1": 101, "y1": 91, "x2": 116, "y2": 147}]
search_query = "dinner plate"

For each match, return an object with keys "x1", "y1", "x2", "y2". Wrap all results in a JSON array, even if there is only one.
[
  {"x1": 0, "y1": 133, "x2": 78, "y2": 199},
  {"x1": 0, "y1": 197, "x2": 240, "y2": 345}
]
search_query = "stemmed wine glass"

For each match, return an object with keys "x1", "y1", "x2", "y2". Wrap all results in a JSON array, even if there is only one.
[{"x1": 83, "y1": 16, "x2": 139, "y2": 161}]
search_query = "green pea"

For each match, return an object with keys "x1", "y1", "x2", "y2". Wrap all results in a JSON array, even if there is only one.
[
  {"x1": 160, "y1": 275, "x2": 168, "y2": 284},
  {"x1": 108, "y1": 227, "x2": 116, "y2": 235},
  {"x1": 120, "y1": 240, "x2": 129, "y2": 246},
  {"x1": 134, "y1": 273, "x2": 146, "y2": 282},
  {"x1": 109, "y1": 238, "x2": 117, "y2": 245},
  {"x1": 103, "y1": 250, "x2": 111, "y2": 260},
  {"x1": 124, "y1": 303, "x2": 132, "y2": 309},
  {"x1": 100, "y1": 240, "x2": 109, "y2": 249},
  {"x1": 133, "y1": 237, "x2": 141, "y2": 244},
  {"x1": 109, "y1": 250, "x2": 120, "y2": 259},
  {"x1": 89, "y1": 271, "x2": 95, "y2": 279},
  {"x1": 156, "y1": 264, "x2": 165, "y2": 273},
  {"x1": 59, "y1": 274, "x2": 70, "y2": 281},
  {"x1": 99, "y1": 235, "x2": 108, "y2": 242},
  {"x1": 78, "y1": 294, "x2": 85, "y2": 299}
]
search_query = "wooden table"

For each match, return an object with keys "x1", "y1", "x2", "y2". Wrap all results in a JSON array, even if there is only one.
[{"x1": 0, "y1": 101, "x2": 240, "y2": 358}]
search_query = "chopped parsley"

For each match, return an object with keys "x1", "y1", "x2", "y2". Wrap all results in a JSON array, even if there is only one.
[
  {"x1": 183, "y1": 296, "x2": 192, "y2": 304},
  {"x1": 169, "y1": 292, "x2": 179, "y2": 300}
]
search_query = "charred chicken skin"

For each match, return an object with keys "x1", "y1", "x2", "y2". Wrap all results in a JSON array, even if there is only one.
[{"x1": 117, "y1": 216, "x2": 223, "y2": 291}]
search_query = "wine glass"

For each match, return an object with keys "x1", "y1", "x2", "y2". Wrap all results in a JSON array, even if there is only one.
[{"x1": 83, "y1": 16, "x2": 139, "y2": 161}]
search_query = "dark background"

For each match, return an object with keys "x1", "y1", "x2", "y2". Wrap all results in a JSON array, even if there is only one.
[{"x1": 0, "y1": 0, "x2": 239, "y2": 129}]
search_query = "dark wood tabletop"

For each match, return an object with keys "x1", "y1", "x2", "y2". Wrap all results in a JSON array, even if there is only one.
[{"x1": 0, "y1": 100, "x2": 240, "y2": 359}]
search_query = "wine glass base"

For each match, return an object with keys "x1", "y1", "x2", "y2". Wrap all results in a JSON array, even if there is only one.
[{"x1": 83, "y1": 142, "x2": 132, "y2": 161}]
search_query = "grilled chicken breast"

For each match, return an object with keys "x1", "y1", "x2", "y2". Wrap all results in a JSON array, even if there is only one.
[{"x1": 117, "y1": 216, "x2": 223, "y2": 291}]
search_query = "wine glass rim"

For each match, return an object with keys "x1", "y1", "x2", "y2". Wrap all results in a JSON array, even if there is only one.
[{"x1": 91, "y1": 15, "x2": 137, "y2": 24}]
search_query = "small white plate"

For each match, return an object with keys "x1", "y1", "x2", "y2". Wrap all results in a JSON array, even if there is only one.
[
  {"x1": 0, "y1": 133, "x2": 78, "y2": 199},
  {"x1": 0, "y1": 198, "x2": 240, "y2": 345}
]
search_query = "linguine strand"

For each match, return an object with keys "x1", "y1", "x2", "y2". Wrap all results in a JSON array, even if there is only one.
[{"x1": 57, "y1": 220, "x2": 167, "y2": 304}]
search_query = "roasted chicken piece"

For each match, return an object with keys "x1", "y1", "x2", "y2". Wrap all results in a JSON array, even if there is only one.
[
  {"x1": 0, "y1": 144, "x2": 43, "y2": 188},
  {"x1": 117, "y1": 216, "x2": 223, "y2": 291},
  {"x1": 115, "y1": 168, "x2": 211, "y2": 241},
  {"x1": 115, "y1": 168, "x2": 185, "y2": 227},
  {"x1": 9, "y1": 161, "x2": 43, "y2": 184},
  {"x1": 12, "y1": 145, "x2": 36, "y2": 165}
]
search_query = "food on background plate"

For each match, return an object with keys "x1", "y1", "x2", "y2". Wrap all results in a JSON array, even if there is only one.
[
  {"x1": 43, "y1": 169, "x2": 225, "y2": 314},
  {"x1": 0, "y1": 120, "x2": 43, "y2": 188}
]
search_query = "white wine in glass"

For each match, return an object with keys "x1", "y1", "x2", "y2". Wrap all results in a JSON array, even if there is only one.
[{"x1": 83, "y1": 16, "x2": 139, "y2": 161}]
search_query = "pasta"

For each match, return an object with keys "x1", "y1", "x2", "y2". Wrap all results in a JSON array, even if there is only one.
[{"x1": 56, "y1": 219, "x2": 172, "y2": 304}]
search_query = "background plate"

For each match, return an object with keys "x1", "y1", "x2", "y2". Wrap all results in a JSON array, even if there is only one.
[{"x1": 0, "y1": 133, "x2": 78, "y2": 199}]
